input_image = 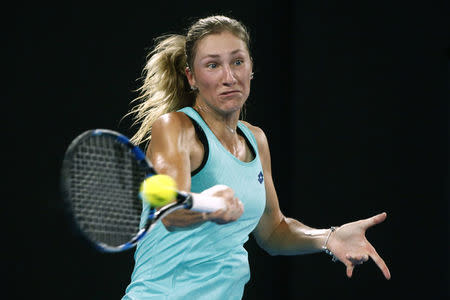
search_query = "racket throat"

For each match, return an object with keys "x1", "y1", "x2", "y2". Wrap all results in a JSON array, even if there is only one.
[{"x1": 177, "y1": 191, "x2": 193, "y2": 209}]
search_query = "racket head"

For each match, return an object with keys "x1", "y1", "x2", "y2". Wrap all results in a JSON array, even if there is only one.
[{"x1": 61, "y1": 129, "x2": 155, "y2": 252}]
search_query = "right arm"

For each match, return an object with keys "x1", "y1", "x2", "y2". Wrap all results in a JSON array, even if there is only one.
[{"x1": 147, "y1": 112, "x2": 243, "y2": 231}]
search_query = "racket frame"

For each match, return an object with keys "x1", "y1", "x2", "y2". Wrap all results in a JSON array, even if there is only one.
[
  {"x1": 61, "y1": 129, "x2": 199, "y2": 253},
  {"x1": 61, "y1": 129, "x2": 221, "y2": 253}
]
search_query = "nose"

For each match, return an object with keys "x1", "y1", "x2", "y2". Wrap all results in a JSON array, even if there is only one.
[{"x1": 222, "y1": 65, "x2": 237, "y2": 86}]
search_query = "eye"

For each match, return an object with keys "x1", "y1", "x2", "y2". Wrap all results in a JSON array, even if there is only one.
[
  {"x1": 207, "y1": 63, "x2": 217, "y2": 69},
  {"x1": 234, "y1": 59, "x2": 243, "y2": 66}
]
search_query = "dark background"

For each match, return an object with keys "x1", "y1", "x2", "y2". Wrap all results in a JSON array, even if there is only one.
[{"x1": 5, "y1": 1, "x2": 448, "y2": 299}]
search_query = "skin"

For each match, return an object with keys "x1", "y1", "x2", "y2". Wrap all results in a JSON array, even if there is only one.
[{"x1": 148, "y1": 31, "x2": 391, "y2": 279}]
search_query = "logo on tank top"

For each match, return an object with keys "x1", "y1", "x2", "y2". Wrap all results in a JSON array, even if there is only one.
[{"x1": 258, "y1": 171, "x2": 264, "y2": 184}]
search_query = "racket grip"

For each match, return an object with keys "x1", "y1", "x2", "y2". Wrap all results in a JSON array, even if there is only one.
[{"x1": 190, "y1": 193, "x2": 226, "y2": 212}]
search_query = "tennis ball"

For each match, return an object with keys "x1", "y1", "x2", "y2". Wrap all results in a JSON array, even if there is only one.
[{"x1": 140, "y1": 174, "x2": 177, "y2": 207}]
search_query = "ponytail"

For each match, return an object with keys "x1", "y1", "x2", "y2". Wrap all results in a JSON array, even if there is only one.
[
  {"x1": 126, "y1": 16, "x2": 252, "y2": 147},
  {"x1": 127, "y1": 34, "x2": 195, "y2": 146}
]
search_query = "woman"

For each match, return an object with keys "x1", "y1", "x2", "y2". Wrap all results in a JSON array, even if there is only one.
[{"x1": 122, "y1": 15, "x2": 391, "y2": 299}]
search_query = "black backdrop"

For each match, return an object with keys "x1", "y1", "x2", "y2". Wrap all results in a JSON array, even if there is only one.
[{"x1": 5, "y1": 1, "x2": 448, "y2": 299}]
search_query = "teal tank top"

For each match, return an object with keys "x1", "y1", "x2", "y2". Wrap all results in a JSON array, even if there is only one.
[{"x1": 123, "y1": 107, "x2": 266, "y2": 299}]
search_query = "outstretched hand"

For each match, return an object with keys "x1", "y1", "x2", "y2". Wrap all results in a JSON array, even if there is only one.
[{"x1": 327, "y1": 212, "x2": 391, "y2": 279}]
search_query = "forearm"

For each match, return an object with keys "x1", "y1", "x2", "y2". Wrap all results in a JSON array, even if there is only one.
[
  {"x1": 161, "y1": 186, "x2": 242, "y2": 231},
  {"x1": 162, "y1": 209, "x2": 207, "y2": 231},
  {"x1": 259, "y1": 217, "x2": 330, "y2": 256}
]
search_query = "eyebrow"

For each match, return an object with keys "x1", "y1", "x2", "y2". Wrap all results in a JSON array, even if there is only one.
[{"x1": 200, "y1": 49, "x2": 246, "y2": 60}]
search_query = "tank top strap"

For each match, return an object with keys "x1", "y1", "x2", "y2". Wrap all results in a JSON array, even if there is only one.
[{"x1": 178, "y1": 107, "x2": 258, "y2": 158}]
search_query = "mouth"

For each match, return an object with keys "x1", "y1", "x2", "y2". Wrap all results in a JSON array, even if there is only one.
[{"x1": 219, "y1": 90, "x2": 241, "y2": 96}]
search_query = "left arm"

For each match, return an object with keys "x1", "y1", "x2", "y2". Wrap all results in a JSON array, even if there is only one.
[
  {"x1": 250, "y1": 125, "x2": 328, "y2": 255},
  {"x1": 248, "y1": 124, "x2": 391, "y2": 279}
]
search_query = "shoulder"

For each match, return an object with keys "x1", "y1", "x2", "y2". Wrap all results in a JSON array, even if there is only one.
[
  {"x1": 153, "y1": 111, "x2": 194, "y2": 131},
  {"x1": 240, "y1": 120, "x2": 272, "y2": 170},
  {"x1": 151, "y1": 111, "x2": 196, "y2": 144},
  {"x1": 152, "y1": 111, "x2": 195, "y2": 136},
  {"x1": 240, "y1": 120, "x2": 269, "y2": 150}
]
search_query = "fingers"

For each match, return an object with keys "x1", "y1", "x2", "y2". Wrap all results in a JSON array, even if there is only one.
[
  {"x1": 202, "y1": 185, "x2": 244, "y2": 224},
  {"x1": 345, "y1": 253, "x2": 368, "y2": 278},
  {"x1": 211, "y1": 197, "x2": 243, "y2": 218},
  {"x1": 203, "y1": 184, "x2": 235, "y2": 199},
  {"x1": 344, "y1": 252, "x2": 365, "y2": 278},
  {"x1": 361, "y1": 212, "x2": 387, "y2": 230},
  {"x1": 222, "y1": 196, "x2": 244, "y2": 222},
  {"x1": 346, "y1": 254, "x2": 369, "y2": 265},
  {"x1": 369, "y1": 246, "x2": 391, "y2": 280},
  {"x1": 344, "y1": 250, "x2": 391, "y2": 280},
  {"x1": 346, "y1": 265, "x2": 354, "y2": 278},
  {"x1": 373, "y1": 212, "x2": 387, "y2": 224},
  {"x1": 207, "y1": 199, "x2": 243, "y2": 224}
]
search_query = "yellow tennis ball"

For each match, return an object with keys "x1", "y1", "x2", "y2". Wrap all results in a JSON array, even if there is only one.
[{"x1": 140, "y1": 174, "x2": 177, "y2": 207}]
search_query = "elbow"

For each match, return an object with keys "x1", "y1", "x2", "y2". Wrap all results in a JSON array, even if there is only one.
[
  {"x1": 161, "y1": 214, "x2": 204, "y2": 232},
  {"x1": 266, "y1": 248, "x2": 281, "y2": 256},
  {"x1": 255, "y1": 237, "x2": 282, "y2": 256},
  {"x1": 161, "y1": 218, "x2": 177, "y2": 232},
  {"x1": 254, "y1": 217, "x2": 293, "y2": 256}
]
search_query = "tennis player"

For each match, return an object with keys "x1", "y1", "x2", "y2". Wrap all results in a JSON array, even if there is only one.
[{"x1": 122, "y1": 15, "x2": 391, "y2": 299}]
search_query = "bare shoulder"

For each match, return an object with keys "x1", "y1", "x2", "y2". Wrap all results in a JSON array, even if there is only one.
[
  {"x1": 151, "y1": 111, "x2": 197, "y2": 141},
  {"x1": 152, "y1": 111, "x2": 194, "y2": 132},
  {"x1": 240, "y1": 120, "x2": 269, "y2": 149},
  {"x1": 149, "y1": 111, "x2": 197, "y2": 153},
  {"x1": 149, "y1": 111, "x2": 204, "y2": 177},
  {"x1": 240, "y1": 120, "x2": 272, "y2": 173}
]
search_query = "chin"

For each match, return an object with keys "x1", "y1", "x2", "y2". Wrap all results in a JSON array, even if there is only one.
[{"x1": 220, "y1": 100, "x2": 245, "y2": 114}]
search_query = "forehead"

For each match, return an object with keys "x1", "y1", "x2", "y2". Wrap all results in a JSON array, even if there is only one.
[{"x1": 195, "y1": 31, "x2": 249, "y2": 60}]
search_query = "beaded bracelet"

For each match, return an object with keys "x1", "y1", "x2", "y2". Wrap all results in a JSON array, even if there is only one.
[{"x1": 322, "y1": 226, "x2": 338, "y2": 262}]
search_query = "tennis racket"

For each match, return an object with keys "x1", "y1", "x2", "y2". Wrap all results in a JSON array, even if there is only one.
[{"x1": 60, "y1": 129, "x2": 225, "y2": 253}]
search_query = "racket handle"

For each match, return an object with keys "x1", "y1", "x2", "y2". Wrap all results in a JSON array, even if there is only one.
[{"x1": 190, "y1": 193, "x2": 226, "y2": 212}]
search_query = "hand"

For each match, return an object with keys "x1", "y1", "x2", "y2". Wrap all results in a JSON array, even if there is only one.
[
  {"x1": 201, "y1": 185, "x2": 244, "y2": 224},
  {"x1": 327, "y1": 212, "x2": 391, "y2": 279}
]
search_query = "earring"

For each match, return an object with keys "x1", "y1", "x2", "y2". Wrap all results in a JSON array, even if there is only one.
[
  {"x1": 250, "y1": 72, "x2": 254, "y2": 79},
  {"x1": 190, "y1": 85, "x2": 198, "y2": 91}
]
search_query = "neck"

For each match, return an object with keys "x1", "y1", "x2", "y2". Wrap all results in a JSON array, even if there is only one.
[
  {"x1": 193, "y1": 104, "x2": 240, "y2": 137},
  {"x1": 224, "y1": 124, "x2": 237, "y2": 134}
]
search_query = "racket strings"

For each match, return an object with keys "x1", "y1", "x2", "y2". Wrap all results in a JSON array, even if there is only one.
[{"x1": 68, "y1": 135, "x2": 146, "y2": 247}]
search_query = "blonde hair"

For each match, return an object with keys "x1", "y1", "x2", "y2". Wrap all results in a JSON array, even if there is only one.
[{"x1": 127, "y1": 15, "x2": 251, "y2": 146}]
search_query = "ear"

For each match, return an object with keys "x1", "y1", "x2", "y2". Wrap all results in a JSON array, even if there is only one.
[{"x1": 185, "y1": 67, "x2": 196, "y2": 88}]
